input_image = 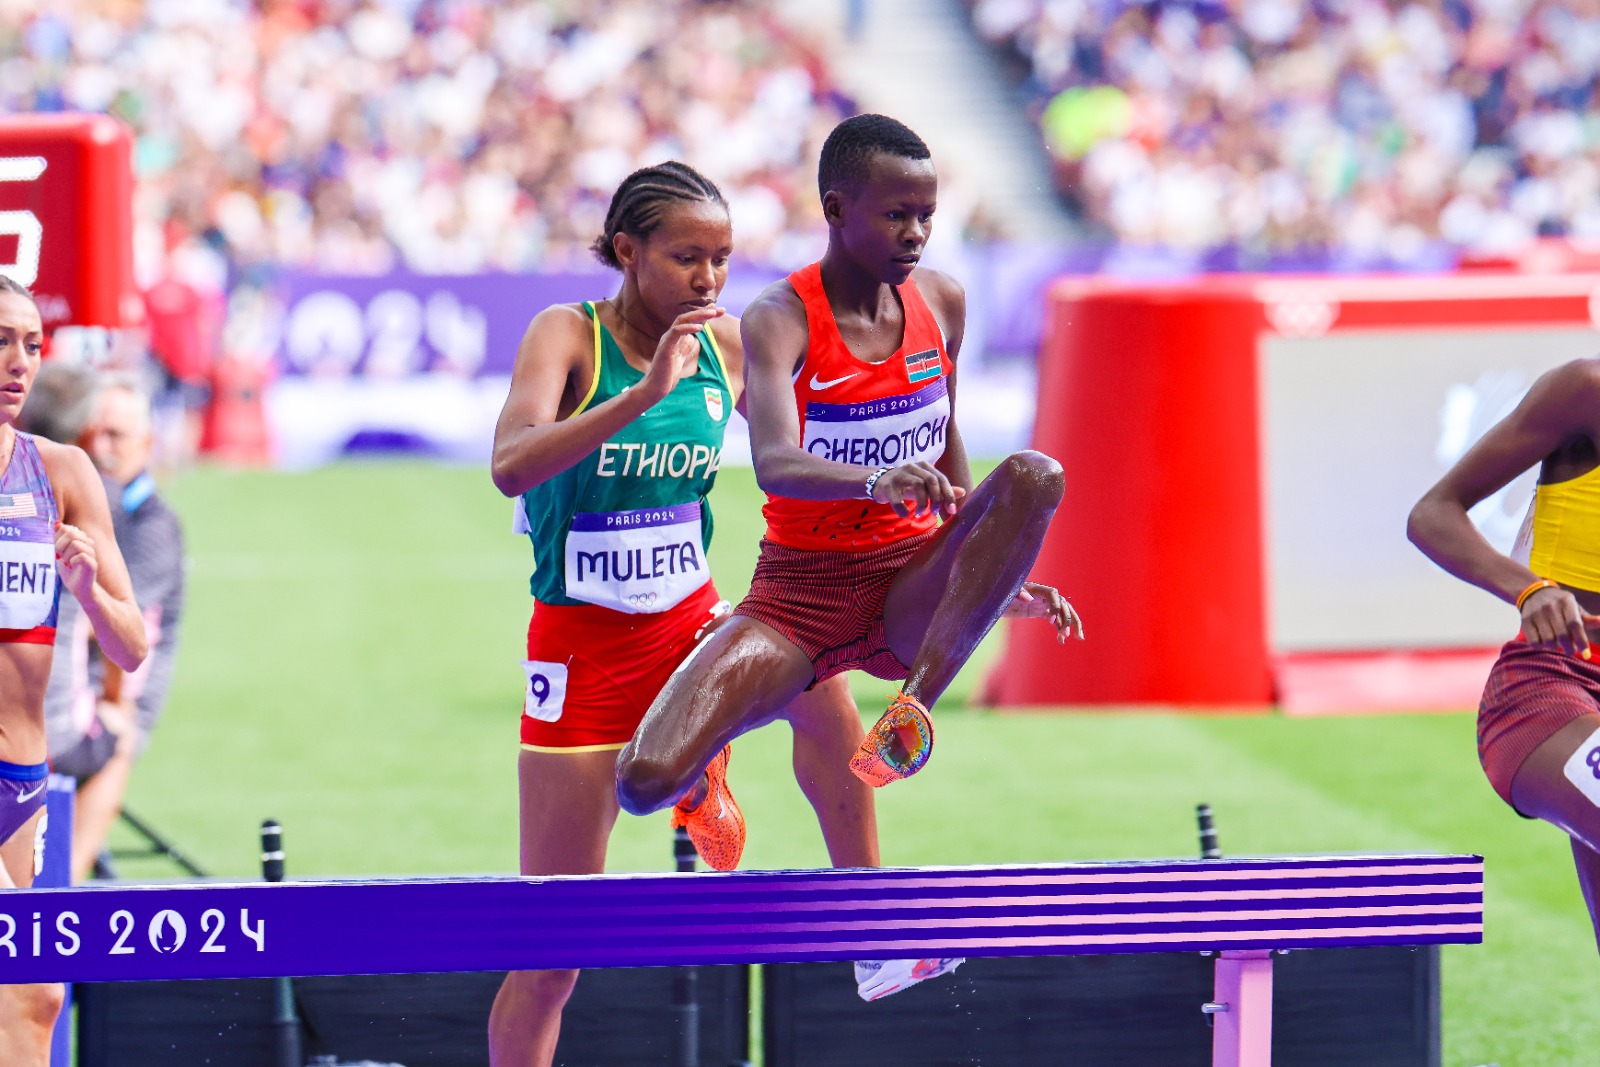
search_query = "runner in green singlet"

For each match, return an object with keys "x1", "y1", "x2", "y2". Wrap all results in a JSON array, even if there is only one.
[{"x1": 486, "y1": 164, "x2": 878, "y2": 1067}]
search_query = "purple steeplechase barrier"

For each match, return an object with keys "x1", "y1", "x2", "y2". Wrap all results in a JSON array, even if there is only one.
[{"x1": 0, "y1": 854, "x2": 1480, "y2": 986}]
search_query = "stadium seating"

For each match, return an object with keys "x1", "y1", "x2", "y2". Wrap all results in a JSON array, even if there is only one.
[{"x1": 967, "y1": 0, "x2": 1600, "y2": 262}]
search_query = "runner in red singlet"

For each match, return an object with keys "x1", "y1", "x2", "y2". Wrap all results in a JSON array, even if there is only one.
[{"x1": 615, "y1": 115, "x2": 1081, "y2": 1001}]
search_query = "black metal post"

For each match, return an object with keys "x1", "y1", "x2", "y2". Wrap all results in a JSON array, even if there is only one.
[
  {"x1": 1196, "y1": 803, "x2": 1222, "y2": 859},
  {"x1": 262, "y1": 820, "x2": 303, "y2": 1067},
  {"x1": 671, "y1": 825, "x2": 701, "y2": 1067}
]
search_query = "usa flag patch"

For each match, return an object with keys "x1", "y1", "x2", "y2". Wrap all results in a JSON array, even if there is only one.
[
  {"x1": 0, "y1": 493, "x2": 36, "y2": 519},
  {"x1": 904, "y1": 350, "x2": 941, "y2": 383}
]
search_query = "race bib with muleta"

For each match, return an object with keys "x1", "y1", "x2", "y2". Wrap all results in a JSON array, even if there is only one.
[
  {"x1": 802, "y1": 377, "x2": 950, "y2": 470},
  {"x1": 564, "y1": 501, "x2": 707, "y2": 614},
  {"x1": 0, "y1": 518, "x2": 56, "y2": 629}
]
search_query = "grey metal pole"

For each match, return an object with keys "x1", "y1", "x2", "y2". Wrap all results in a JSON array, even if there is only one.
[
  {"x1": 671, "y1": 826, "x2": 700, "y2": 1067},
  {"x1": 262, "y1": 820, "x2": 303, "y2": 1067}
]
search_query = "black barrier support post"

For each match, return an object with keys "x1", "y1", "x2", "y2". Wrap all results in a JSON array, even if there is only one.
[
  {"x1": 261, "y1": 820, "x2": 303, "y2": 1067},
  {"x1": 671, "y1": 825, "x2": 701, "y2": 1067},
  {"x1": 1196, "y1": 803, "x2": 1222, "y2": 860}
]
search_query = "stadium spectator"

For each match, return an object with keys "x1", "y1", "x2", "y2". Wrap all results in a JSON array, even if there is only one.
[
  {"x1": 0, "y1": 0, "x2": 849, "y2": 276},
  {"x1": 969, "y1": 0, "x2": 1600, "y2": 261}
]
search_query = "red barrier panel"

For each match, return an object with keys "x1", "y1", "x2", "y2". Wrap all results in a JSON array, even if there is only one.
[
  {"x1": 985, "y1": 273, "x2": 1600, "y2": 709},
  {"x1": 0, "y1": 113, "x2": 137, "y2": 329}
]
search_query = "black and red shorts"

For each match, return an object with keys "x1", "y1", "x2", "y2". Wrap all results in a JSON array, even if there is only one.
[
  {"x1": 732, "y1": 531, "x2": 936, "y2": 685},
  {"x1": 1478, "y1": 636, "x2": 1600, "y2": 814}
]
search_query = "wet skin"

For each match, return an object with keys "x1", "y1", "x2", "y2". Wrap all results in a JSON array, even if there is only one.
[{"x1": 615, "y1": 152, "x2": 1079, "y2": 816}]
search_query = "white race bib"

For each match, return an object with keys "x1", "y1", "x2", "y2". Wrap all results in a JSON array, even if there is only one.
[
  {"x1": 521, "y1": 660, "x2": 568, "y2": 723},
  {"x1": 1563, "y1": 725, "x2": 1600, "y2": 808},
  {"x1": 0, "y1": 523, "x2": 56, "y2": 629},
  {"x1": 564, "y1": 501, "x2": 708, "y2": 614},
  {"x1": 802, "y1": 377, "x2": 950, "y2": 470}
]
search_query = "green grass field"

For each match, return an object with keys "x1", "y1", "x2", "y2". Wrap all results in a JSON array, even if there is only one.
[{"x1": 113, "y1": 459, "x2": 1600, "y2": 1065}]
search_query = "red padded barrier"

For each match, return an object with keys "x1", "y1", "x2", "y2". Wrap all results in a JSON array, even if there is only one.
[
  {"x1": 984, "y1": 272, "x2": 1600, "y2": 709},
  {"x1": 986, "y1": 281, "x2": 1272, "y2": 706}
]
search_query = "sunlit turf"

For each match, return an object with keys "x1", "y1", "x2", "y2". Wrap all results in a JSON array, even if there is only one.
[{"x1": 104, "y1": 460, "x2": 1600, "y2": 1065}]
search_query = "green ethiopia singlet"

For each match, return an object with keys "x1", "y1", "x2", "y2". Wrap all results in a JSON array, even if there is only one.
[{"x1": 518, "y1": 301, "x2": 731, "y2": 612}]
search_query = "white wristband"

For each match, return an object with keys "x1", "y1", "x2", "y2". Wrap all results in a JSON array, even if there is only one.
[{"x1": 863, "y1": 466, "x2": 892, "y2": 501}]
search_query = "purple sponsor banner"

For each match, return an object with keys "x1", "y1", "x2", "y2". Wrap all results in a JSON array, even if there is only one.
[
  {"x1": 264, "y1": 242, "x2": 1462, "y2": 381},
  {"x1": 273, "y1": 270, "x2": 596, "y2": 378},
  {"x1": 0, "y1": 855, "x2": 1481, "y2": 984},
  {"x1": 270, "y1": 264, "x2": 786, "y2": 380}
]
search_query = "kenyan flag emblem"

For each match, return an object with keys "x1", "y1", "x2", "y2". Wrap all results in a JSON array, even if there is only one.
[{"x1": 905, "y1": 349, "x2": 941, "y2": 383}]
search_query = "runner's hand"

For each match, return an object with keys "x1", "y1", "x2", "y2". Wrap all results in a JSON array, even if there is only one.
[
  {"x1": 54, "y1": 520, "x2": 100, "y2": 603},
  {"x1": 871, "y1": 462, "x2": 965, "y2": 518},
  {"x1": 1520, "y1": 585, "x2": 1600, "y2": 657},
  {"x1": 1003, "y1": 582, "x2": 1083, "y2": 644},
  {"x1": 639, "y1": 306, "x2": 723, "y2": 405}
]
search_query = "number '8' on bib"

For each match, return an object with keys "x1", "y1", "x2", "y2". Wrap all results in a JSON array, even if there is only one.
[{"x1": 1562, "y1": 726, "x2": 1600, "y2": 806}]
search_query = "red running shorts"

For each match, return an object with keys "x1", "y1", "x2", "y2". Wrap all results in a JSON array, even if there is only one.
[
  {"x1": 519, "y1": 581, "x2": 721, "y2": 751},
  {"x1": 1478, "y1": 636, "x2": 1600, "y2": 814}
]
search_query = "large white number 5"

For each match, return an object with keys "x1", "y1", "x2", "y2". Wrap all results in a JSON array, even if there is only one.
[{"x1": 0, "y1": 156, "x2": 46, "y2": 287}]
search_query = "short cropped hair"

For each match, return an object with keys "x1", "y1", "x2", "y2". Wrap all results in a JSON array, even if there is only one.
[
  {"x1": 18, "y1": 360, "x2": 97, "y2": 445},
  {"x1": 817, "y1": 114, "x2": 931, "y2": 202}
]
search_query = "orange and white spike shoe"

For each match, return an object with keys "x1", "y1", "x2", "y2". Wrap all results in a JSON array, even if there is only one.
[
  {"x1": 854, "y1": 957, "x2": 965, "y2": 1001},
  {"x1": 669, "y1": 744, "x2": 745, "y2": 871},
  {"x1": 848, "y1": 691, "x2": 934, "y2": 788}
]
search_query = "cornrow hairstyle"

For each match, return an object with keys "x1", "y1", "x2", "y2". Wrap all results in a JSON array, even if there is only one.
[
  {"x1": 817, "y1": 114, "x2": 930, "y2": 202},
  {"x1": 590, "y1": 162, "x2": 726, "y2": 271},
  {"x1": 0, "y1": 275, "x2": 37, "y2": 306}
]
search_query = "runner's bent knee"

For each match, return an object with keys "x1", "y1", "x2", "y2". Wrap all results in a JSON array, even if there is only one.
[
  {"x1": 614, "y1": 748, "x2": 687, "y2": 816},
  {"x1": 994, "y1": 450, "x2": 1064, "y2": 509}
]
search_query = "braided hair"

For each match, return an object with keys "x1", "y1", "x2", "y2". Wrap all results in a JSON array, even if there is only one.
[
  {"x1": 590, "y1": 162, "x2": 727, "y2": 271},
  {"x1": 817, "y1": 114, "x2": 930, "y2": 202}
]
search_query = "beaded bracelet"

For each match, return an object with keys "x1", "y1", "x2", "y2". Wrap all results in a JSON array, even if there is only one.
[
  {"x1": 1515, "y1": 578, "x2": 1560, "y2": 611},
  {"x1": 863, "y1": 466, "x2": 892, "y2": 501}
]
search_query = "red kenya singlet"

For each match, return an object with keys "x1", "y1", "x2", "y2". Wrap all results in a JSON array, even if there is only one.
[{"x1": 762, "y1": 262, "x2": 953, "y2": 552}]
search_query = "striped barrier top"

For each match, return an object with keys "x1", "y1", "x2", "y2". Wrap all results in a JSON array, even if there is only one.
[{"x1": 0, "y1": 854, "x2": 1483, "y2": 984}]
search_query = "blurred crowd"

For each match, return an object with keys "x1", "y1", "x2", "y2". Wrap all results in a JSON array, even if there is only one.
[
  {"x1": 0, "y1": 0, "x2": 848, "y2": 279},
  {"x1": 970, "y1": 0, "x2": 1600, "y2": 260}
]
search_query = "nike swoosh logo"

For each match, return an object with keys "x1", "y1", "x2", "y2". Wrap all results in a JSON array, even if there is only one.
[
  {"x1": 16, "y1": 782, "x2": 45, "y2": 803},
  {"x1": 809, "y1": 371, "x2": 858, "y2": 390}
]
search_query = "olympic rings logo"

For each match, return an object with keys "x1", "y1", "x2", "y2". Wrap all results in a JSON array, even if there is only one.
[{"x1": 628, "y1": 592, "x2": 659, "y2": 608}]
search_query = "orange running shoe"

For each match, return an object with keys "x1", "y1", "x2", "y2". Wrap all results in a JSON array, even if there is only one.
[
  {"x1": 670, "y1": 745, "x2": 745, "y2": 871},
  {"x1": 849, "y1": 691, "x2": 934, "y2": 788}
]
